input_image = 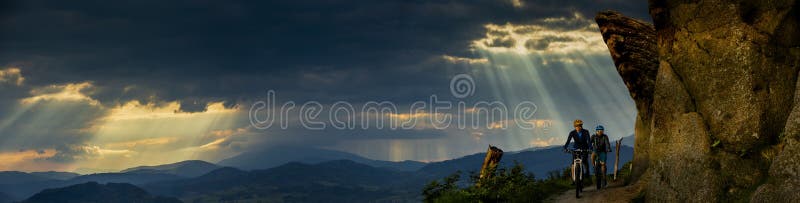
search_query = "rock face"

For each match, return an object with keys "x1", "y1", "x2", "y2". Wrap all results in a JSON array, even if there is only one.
[
  {"x1": 595, "y1": 10, "x2": 658, "y2": 184},
  {"x1": 596, "y1": 0, "x2": 800, "y2": 201}
]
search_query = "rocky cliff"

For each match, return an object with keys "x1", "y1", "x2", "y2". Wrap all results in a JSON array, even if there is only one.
[{"x1": 595, "y1": 0, "x2": 800, "y2": 201}]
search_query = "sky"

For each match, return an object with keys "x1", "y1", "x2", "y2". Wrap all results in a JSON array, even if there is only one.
[{"x1": 0, "y1": 0, "x2": 651, "y2": 172}]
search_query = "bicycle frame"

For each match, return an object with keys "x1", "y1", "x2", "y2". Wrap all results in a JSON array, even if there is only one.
[
  {"x1": 572, "y1": 155, "x2": 583, "y2": 182},
  {"x1": 567, "y1": 149, "x2": 590, "y2": 198},
  {"x1": 568, "y1": 149, "x2": 590, "y2": 181}
]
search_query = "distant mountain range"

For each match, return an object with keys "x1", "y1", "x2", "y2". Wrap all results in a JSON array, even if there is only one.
[
  {"x1": 0, "y1": 160, "x2": 217, "y2": 201},
  {"x1": 144, "y1": 160, "x2": 426, "y2": 202},
  {"x1": 1, "y1": 144, "x2": 635, "y2": 202},
  {"x1": 0, "y1": 173, "x2": 181, "y2": 201},
  {"x1": 217, "y1": 146, "x2": 426, "y2": 171},
  {"x1": 28, "y1": 172, "x2": 81, "y2": 181},
  {"x1": 622, "y1": 134, "x2": 635, "y2": 147},
  {"x1": 0, "y1": 171, "x2": 81, "y2": 185},
  {"x1": 0, "y1": 192, "x2": 12, "y2": 203},
  {"x1": 121, "y1": 160, "x2": 221, "y2": 178}
]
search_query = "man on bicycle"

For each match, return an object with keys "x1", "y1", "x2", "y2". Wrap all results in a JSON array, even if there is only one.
[
  {"x1": 591, "y1": 125, "x2": 612, "y2": 189},
  {"x1": 564, "y1": 119, "x2": 591, "y2": 184}
]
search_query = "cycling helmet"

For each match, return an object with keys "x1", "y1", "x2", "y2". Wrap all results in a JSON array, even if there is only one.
[
  {"x1": 596, "y1": 125, "x2": 605, "y2": 131},
  {"x1": 573, "y1": 119, "x2": 583, "y2": 127}
]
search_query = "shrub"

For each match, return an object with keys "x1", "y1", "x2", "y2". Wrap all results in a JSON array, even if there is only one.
[{"x1": 422, "y1": 162, "x2": 572, "y2": 203}]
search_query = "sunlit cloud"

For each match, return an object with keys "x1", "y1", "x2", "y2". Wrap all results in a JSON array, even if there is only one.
[
  {"x1": 488, "y1": 120, "x2": 507, "y2": 129},
  {"x1": 0, "y1": 149, "x2": 61, "y2": 171},
  {"x1": 529, "y1": 137, "x2": 557, "y2": 147},
  {"x1": 191, "y1": 128, "x2": 251, "y2": 151},
  {"x1": 441, "y1": 55, "x2": 490, "y2": 65},
  {"x1": 0, "y1": 67, "x2": 24, "y2": 86},
  {"x1": 345, "y1": 111, "x2": 453, "y2": 130},
  {"x1": 81, "y1": 145, "x2": 137, "y2": 158},
  {"x1": 471, "y1": 131, "x2": 485, "y2": 141},
  {"x1": 173, "y1": 127, "x2": 255, "y2": 163},
  {"x1": 198, "y1": 138, "x2": 228, "y2": 150},
  {"x1": 209, "y1": 128, "x2": 249, "y2": 138},
  {"x1": 104, "y1": 137, "x2": 178, "y2": 149},
  {"x1": 76, "y1": 100, "x2": 248, "y2": 169},
  {"x1": 3, "y1": 86, "x2": 250, "y2": 171},
  {"x1": 471, "y1": 12, "x2": 607, "y2": 59},
  {"x1": 103, "y1": 101, "x2": 237, "y2": 121},
  {"x1": 485, "y1": 119, "x2": 554, "y2": 130},
  {"x1": 20, "y1": 82, "x2": 99, "y2": 106},
  {"x1": 95, "y1": 101, "x2": 242, "y2": 140},
  {"x1": 0, "y1": 78, "x2": 106, "y2": 168},
  {"x1": 4, "y1": 76, "x2": 249, "y2": 171},
  {"x1": 518, "y1": 119, "x2": 555, "y2": 129}
]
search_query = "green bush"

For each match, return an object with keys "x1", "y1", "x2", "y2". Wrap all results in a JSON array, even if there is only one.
[{"x1": 422, "y1": 162, "x2": 572, "y2": 203}]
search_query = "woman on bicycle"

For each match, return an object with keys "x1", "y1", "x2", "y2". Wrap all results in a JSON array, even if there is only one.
[
  {"x1": 591, "y1": 125, "x2": 612, "y2": 189},
  {"x1": 564, "y1": 119, "x2": 591, "y2": 184}
]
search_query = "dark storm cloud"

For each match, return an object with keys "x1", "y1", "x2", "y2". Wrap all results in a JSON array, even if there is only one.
[
  {"x1": 486, "y1": 37, "x2": 516, "y2": 48},
  {"x1": 0, "y1": 0, "x2": 649, "y2": 111},
  {"x1": 0, "y1": 0, "x2": 649, "y2": 163},
  {"x1": 178, "y1": 99, "x2": 209, "y2": 113},
  {"x1": 524, "y1": 36, "x2": 575, "y2": 50}
]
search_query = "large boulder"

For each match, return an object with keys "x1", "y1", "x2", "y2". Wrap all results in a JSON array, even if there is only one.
[
  {"x1": 595, "y1": 11, "x2": 658, "y2": 183},
  {"x1": 595, "y1": 0, "x2": 800, "y2": 201}
]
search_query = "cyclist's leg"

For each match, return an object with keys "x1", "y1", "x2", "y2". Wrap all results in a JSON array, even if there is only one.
[
  {"x1": 600, "y1": 152, "x2": 608, "y2": 187},
  {"x1": 594, "y1": 153, "x2": 601, "y2": 189},
  {"x1": 576, "y1": 161, "x2": 581, "y2": 199},
  {"x1": 582, "y1": 153, "x2": 591, "y2": 180},
  {"x1": 571, "y1": 153, "x2": 577, "y2": 184},
  {"x1": 575, "y1": 159, "x2": 586, "y2": 194},
  {"x1": 601, "y1": 162, "x2": 606, "y2": 187},
  {"x1": 571, "y1": 160, "x2": 576, "y2": 182},
  {"x1": 593, "y1": 152, "x2": 600, "y2": 175}
]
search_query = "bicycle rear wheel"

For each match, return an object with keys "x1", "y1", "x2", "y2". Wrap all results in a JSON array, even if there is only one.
[
  {"x1": 595, "y1": 162, "x2": 602, "y2": 189},
  {"x1": 575, "y1": 163, "x2": 582, "y2": 198}
]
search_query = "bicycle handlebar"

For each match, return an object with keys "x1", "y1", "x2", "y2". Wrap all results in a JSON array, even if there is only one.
[{"x1": 564, "y1": 149, "x2": 592, "y2": 154}]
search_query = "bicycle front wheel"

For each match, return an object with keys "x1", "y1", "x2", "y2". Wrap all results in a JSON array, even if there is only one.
[{"x1": 576, "y1": 163, "x2": 582, "y2": 198}]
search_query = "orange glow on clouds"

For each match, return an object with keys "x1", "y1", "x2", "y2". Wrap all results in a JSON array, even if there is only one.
[
  {"x1": 0, "y1": 149, "x2": 68, "y2": 171},
  {"x1": 20, "y1": 82, "x2": 99, "y2": 105},
  {"x1": 0, "y1": 67, "x2": 24, "y2": 86}
]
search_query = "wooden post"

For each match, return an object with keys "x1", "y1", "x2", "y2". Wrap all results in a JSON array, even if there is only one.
[
  {"x1": 479, "y1": 145, "x2": 503, "y2": 180},
  {"x1": 614, "y1": 138, "x2": 623, "y2": 180}
]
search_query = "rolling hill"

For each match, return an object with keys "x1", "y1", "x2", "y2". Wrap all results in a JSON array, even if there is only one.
[
  {"x1": 145, "y1": 160, "x2": 424, "y2": 202},
  {"x1": 120, "y1": 160, "x2": 220, "y2": 178},
  {"x1": 21, "y1": 182, "x2": 181, "y2": 203},
  {"x1": 29, "y1": 172, "x2": 80, "y2": 181},
  {"x1": 217, "y1": 146, "x2": 426, "y2": 171}
]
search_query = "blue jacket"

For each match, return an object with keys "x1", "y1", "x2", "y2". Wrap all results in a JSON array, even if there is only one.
[{"x1": 564, "y1": 129, "x2": 592, "y2": 150}]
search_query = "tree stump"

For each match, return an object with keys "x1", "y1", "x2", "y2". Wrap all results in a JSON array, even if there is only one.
[{"x1": 479, "y1": 145, "x2": 503, "y2": 180}]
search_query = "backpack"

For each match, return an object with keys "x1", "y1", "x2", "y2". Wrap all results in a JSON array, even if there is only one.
[{"x1": 594, "y1": 134, "x2": 608, "y2": 151}]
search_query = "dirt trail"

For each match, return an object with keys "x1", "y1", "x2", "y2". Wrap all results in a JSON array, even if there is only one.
[{"x1": 548, "y1": 180, "x2": 642, "y2": 203}]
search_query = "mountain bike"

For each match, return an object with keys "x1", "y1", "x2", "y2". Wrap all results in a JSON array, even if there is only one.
[
  {"x1": 594, "y1": 153, "x2": 603, "y2": 190},
  {"x1": 566, "y1": 149, "x2": 591, "y2": 198}
]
